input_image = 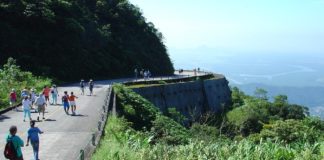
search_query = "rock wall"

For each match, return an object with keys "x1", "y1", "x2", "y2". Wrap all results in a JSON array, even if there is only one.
[{"x1": 132, "y1": 75, "x2": 231, "y2": 118}]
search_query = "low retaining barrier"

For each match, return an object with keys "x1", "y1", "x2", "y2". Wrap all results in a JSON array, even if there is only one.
[{"x1": 77, "y1": 86, "x2": 113, "y2": 160}]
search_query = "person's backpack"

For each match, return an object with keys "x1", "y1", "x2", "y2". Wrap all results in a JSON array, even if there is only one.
[
  {"x1": 62, "y1": 95, "x2": 68, "y2": 102},
  {"x1": 3, "y1": 136, "x2": 17, "y2": 159}
]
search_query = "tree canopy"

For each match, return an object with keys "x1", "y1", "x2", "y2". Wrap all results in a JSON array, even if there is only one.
[{"x1": 0, "y1": 0, "x2": 174, "y2": 81}]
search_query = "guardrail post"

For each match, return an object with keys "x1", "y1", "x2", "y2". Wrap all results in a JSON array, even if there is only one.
[
  {"x1": 98, "y1": 121, "x2": 102, "y2": 130},
  {"x1": 92, "y1": 133, "x2": 96, "y2": 146},
  {"x1": 79, "y1": 150, "x2": 84, "y2": 160},
  {"x1": 102, "y1": 113, "x2": 105, "y2": 121},
  {"x1": 102, "y1": 105, "x2": 106, "y2": 113}
]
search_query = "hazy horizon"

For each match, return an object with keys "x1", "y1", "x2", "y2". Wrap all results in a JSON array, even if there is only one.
[{"x1": 130, "y1": 0, "x2": 324, "y2": 55}]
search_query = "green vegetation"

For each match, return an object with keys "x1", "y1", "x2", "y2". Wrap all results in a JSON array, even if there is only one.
[
  {"x1": 0, "y1": 58, "x2": 51, "y2": 109},
  {"x1": 0, "y1": 0, "x2": 174, "y2": 81},
  {"x1": 93, "y1": 85, "x2": 324, "y2": 160}
]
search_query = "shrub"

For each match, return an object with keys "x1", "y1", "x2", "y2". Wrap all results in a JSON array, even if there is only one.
[
  {"x1": 0, "y1": 58, "x2": 51, "y2": 109},
  {"x1": 151, "y1": 114, "x2": 189, "y2": 145},
  {"x1": 114, "y1": 84, "x2": 159, "y2": 130}
]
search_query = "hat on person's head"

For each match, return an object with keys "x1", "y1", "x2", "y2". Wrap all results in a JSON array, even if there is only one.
[
  {"x1": 81, "y1": 79, "x2": 84, "y2": 81},
  {"x1": 11, "y1": 88, "x2": 15, "y2": 91},
  {"x1": 23, "y1": 89, "x2": 27, "y2": 91},
  {"x1": 90, "y1": 79, "x2": 93, "y2": 81}
]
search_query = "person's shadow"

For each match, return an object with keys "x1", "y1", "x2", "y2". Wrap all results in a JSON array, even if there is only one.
[
  {"x1": 0, "y1": 115, "x2": 11, "y2": 122},
  {"x1": 71, "y1": 114, "x2": 88, "y2": 117},
  {"x1": 44, "y1": 119, "x2": 56, "y2": 122}
]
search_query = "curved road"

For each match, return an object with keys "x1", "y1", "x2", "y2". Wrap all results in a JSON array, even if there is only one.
[{"x1": 0, "y1": 71, "x2": 207, "y2": 160}]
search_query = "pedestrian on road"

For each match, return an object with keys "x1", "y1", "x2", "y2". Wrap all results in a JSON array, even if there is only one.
[
  {"x1": 5, "y1": 126, "x2": 24, "y2": 160},
  {"x1": 26, "y1": 121, "x2": 44, "y2": 160},
  {"x1": 51, "y1": 85, "x2": 59, "y2": 105},
  {"x1": 69, "y1": 92, "x2": 78, "y2": 115},
  {"x1": 62, "y1": 91, "x2": 70, "y2": 114},
  {"x1": 22, "y1": 96, "x2": 32, "y2": 122},
  {"x1": 80, "y1": 79, "x2": 85, "y2": 95},
  {"x1": 30, "y1": 89, "x2": 36, "y2": 106},
  {"x1": 89, "y1": 79, "x2": 94, "y2": 96},
  {"x1": 9, "y1": 89, "x2": 17, "y2": 111},
  {"x1": 21, "y1": 88, "x2": 29, "y2": 98},
  {"x1": 35, "y1": 93, "x2": 46, "y2": 121},
  {"x1": 42, "y1": 86, "x2": 51, "y2": 105}
]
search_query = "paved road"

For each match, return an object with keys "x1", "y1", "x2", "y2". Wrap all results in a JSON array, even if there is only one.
[
  {"x1": 0, "y1": 71, "x2": 208, "y2": 160},
  {"x1": 0, "y1": 83, "x2": 110, "y2": 160}
]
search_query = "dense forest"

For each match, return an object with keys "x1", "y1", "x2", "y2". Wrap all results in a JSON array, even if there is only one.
[
  {"x1": 0, "y1": 0, "x2": 174, "y2": 81},
  {"x1": 93, "y1": 84, "x2": 324, "y2": 159}
]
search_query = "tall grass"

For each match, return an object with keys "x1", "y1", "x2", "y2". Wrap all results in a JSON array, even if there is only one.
[{"x1": 93, "y1": 115, "x2": 324, "y2": 160}]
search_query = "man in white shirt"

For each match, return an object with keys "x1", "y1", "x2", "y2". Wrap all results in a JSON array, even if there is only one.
[{"x1": 34, "y1": 93, "x2": 46, "y2": 121}]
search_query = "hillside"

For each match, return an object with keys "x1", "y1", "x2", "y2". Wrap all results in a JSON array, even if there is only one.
[{"x1": 0, "y1": 0, "x2": 174, "y2": 81}]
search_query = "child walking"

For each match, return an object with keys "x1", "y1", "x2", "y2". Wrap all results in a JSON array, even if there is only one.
[{"x1": 26, "y1": 121, "x2": 44, "y2": 160}]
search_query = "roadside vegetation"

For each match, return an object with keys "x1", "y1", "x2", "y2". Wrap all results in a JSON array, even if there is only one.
[
  {"x1": 0, "y1": 58, "x2": 51, "y2": 109},
  {"x1": 92, "y1": 84, "x2": 324, "y2": 160}
]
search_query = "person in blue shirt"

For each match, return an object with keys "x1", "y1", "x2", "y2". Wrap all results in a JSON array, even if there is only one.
[
  {"x1": 26, "y1": 121, "x2": 43, "y2": 160},
  {"x1": 6, "y1": 125, "x2": 24, "y2": 160}
]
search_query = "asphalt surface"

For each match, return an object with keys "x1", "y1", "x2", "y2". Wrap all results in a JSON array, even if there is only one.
[{"x1": 0, "y1": 83, "x2": 110, "y2": 160}]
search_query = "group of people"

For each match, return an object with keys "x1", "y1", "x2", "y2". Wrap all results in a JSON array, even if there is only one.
[
  {"x1": 80, "y1": 79, "x2": 94, "y2": 96},
  {"x1": 5, "y1": 79, "x2": 95, "y2": 160},
  {"x1": 134, "y1": 68, "x2": 151, "y2": 80},
  {"x1": 9, "y1": 85, "x2": 59, "y2": 122}
]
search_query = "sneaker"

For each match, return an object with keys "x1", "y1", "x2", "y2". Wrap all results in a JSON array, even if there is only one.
[
  {"x1": 37, "y1": 117, "x2": 39, "y2": 121},
  {"x1": 43, "y1": 117, "x2": 45, "y2": 120},
  {"x1": 23, "y1": 119, "x2": 25, "y2": 122}
]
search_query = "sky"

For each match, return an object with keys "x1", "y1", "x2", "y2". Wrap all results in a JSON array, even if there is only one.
[{"x1": 129, "y1": 0, "x2": 324, "y2": 54}]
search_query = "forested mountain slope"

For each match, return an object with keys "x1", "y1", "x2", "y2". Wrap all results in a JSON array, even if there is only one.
[{"x1": 0, "y1": 0, "x2": 174, "y2": 81}]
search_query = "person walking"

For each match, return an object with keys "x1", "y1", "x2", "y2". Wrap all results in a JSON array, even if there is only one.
[
  {"x1": 69, "y1": 92, "x2": 78, "y2": 115},
  {"x1": 26, "y1": 121, "x2": 44, "y2": 160},
  {"x1": 34, "y1": 93, "x2": 46, "y2": 121},
  {"x1": 22, "y1": 96, "x2": 32, "y2": 122},
  {"x1": 21, "y1": 89, "x2": 29, "y2": 98},
  {"x1": 5, "y1": 126, "x2": 24, "y2": 160},
  {"x1": 42, "y1": 86, "x2": 51, "y2": 105},
  {"x1": 51, "y1": 85, "x2": 59, "y2": 105},
  {"x1": 30, "y1": 89, "x2": 36, "y2": 105},
  {"x1": 62, "y1": 91, "x2": 70, "y2": 115},
  {"x1": 9, "y1": 89, "x2": 17, "y2": 111},
  {"x1": 88, "y1": 79, "x2": 94, "y2": 96},
  {"x1": 80, "y1": 79, "x2": 85, "y2": 95}
]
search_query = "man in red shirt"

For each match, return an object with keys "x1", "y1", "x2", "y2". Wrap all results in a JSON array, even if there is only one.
[{"x1": 42, "y1": 86, "x2": 51, "y2": 104}]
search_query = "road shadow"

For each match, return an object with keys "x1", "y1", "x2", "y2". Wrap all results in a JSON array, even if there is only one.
[
  {"x1": 44, "y1": 119, "x2": 56, "y2": 122},
  {"x1": 86, "y1": 95, "x2": 97, "y2": 97},
  {"x1": 0, "y1": 115, "x2": 11, "y2": 122},
  {"x1": 71, "y1": 114, "x2": 88, "y2": 117}
]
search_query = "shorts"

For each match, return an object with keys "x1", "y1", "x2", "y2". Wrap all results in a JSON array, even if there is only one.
[
  {"x1": 45, "y1": 96, "x2": 49, "y2": 100},
  {"x1": 37, "y1": 105, "x2": 45, "y2": 112},
  {"x1": 63, "y1": 102, "x2": 69, "y2": 109},
  {"x1": 69, "y1": 101, "x2": 76, "y2": 106}
]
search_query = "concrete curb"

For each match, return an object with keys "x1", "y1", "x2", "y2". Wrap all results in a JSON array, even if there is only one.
[{"x1": 0, "y1": 104, "x2": 20, "y2": 115}]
